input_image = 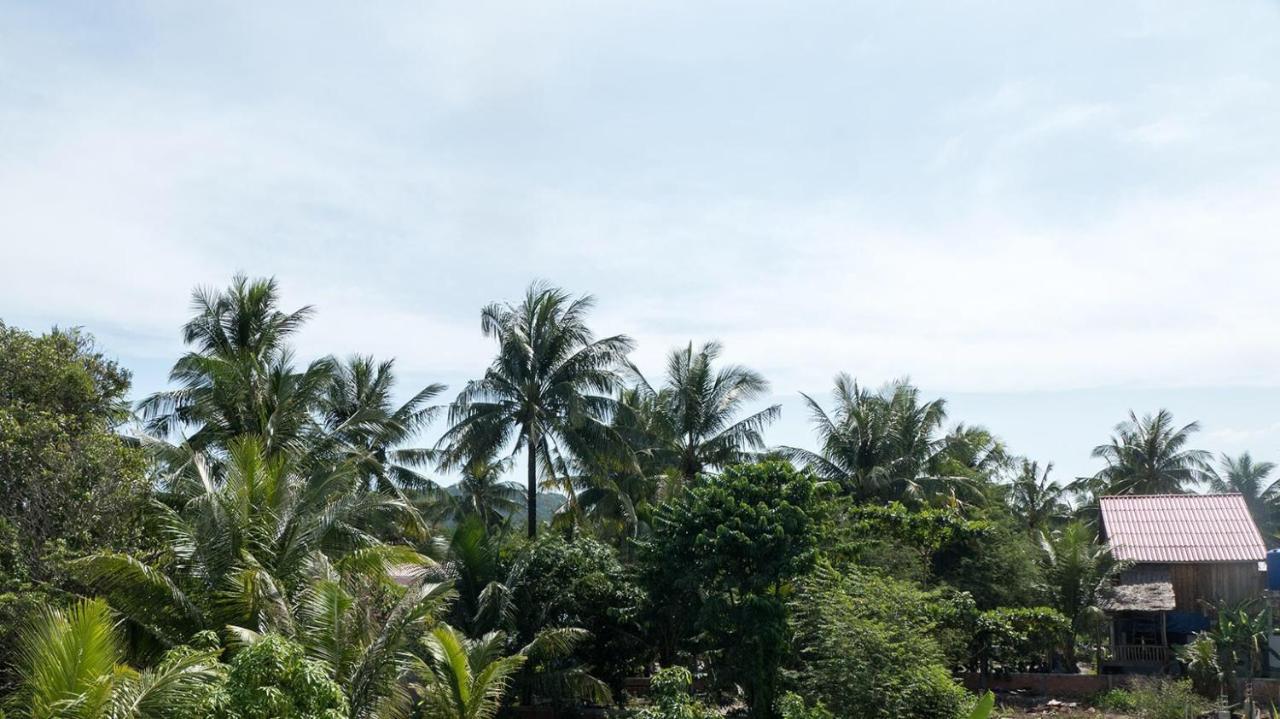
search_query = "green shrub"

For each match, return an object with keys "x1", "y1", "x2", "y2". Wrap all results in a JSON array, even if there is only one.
[
  {"x1": 636, "y1": 667, "x2": 714, "y2": 719},
  {"x1": 507, "y1": 532, "x2": 647, "y2": 696},
  {"x1": 1175, "y1": 633, "x2": 1221, "y2": 698},
  {"x1": 968, "y1": 606, "x2": 1070, "y2": 674},
  {"x1": 1094, "y1": 688, "x2": 1136, "y2": 713},
  {"x1": 1127, "y1": 678, "x2": 1211, "y2": 719},
  {"x1": 776, "y1": 692, "x2": 833, "y2": 719},
  {"x1": 788, "y1": 564, "x2": 969, "y2": 719},
  {"x1": 209, "y1": 634, "x2": 347, "y2": 719}
]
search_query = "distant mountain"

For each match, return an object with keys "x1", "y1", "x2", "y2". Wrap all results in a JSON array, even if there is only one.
[{"x1": 439, "y1": 485, "x2": 567, "y2": 527}]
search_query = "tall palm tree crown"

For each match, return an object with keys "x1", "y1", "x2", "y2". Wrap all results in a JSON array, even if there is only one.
[
  {"x1": 434, "y1": 455, "x2": 525, "y2": 530},
  {"x1": 138, "y1": 274, "x2": 331, "y2": 456},
  {"x1": 317, "y1": 355, "x2": 446, "y2": 492},
  {"x1": 1006, "y1": 459, "x2": 1069, "y2": 537},
  {"x1": 1207, "y1": 452, "x2": 1280, "y2": 538},
  {"x1": 1090, "y1": 409, "x2": 1210, "y2": 495},
  {"x1": 627, "y1": 341, "x2": 780, "y2": 484},
  {"x1": 782, "y1": 375, "x2": 986, "y2": 503},
  {"x1": 441, "y1": 282, "x2": 634, "y2": 538}
]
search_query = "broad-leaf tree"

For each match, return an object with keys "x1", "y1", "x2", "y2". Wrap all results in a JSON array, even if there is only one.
[
  {"x1": 0, "y1": 324, "x2": 152, "y2": 681},
  {"x1": 638, "y1": 461, "x2": 825, "y2": 718}
]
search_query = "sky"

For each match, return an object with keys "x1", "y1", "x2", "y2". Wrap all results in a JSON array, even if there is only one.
[{"x1": 3, "y1": 1, "x2": 1280, "y2": 484}]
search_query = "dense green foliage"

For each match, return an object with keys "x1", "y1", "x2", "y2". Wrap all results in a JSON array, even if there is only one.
[
  {"x1": 209, "y1": 634, "x2": 347, "y2": 719},
  {"x1": 506, "y1": 533, "x2": 645, "y2": 695},
  {"x1": 4, "y1": 599, "x2": 222, "y2": 719},
  {"x1": 789, "y1": 565, "x2": 970, "y2": 719},
  {"x1": 639, "y1": 462, "x2": 824, "y2": 717},
  {"x1": 0, "y1": 325, "x2": 152, "y2": 690},
  {"x1": 633, "y1": 667, "x2": 713, "y2": 719},
  {"x1": 1, "y1": 275, "x2": 1265, "y2": 717}
]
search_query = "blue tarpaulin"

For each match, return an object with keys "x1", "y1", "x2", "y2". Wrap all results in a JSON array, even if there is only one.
[{"x1": 1165, "y1": 611, "x2": 1211, "y2": 634}]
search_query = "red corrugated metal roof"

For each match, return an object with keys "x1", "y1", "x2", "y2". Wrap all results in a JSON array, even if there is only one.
[{"x1": 1099, "y1": 494, "x2": 1267, "y2": 563}]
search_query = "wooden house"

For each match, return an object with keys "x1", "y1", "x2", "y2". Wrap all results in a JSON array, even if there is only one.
[{"x1": 1098, "y1": 494, "x2": 1267, "y2": 672}]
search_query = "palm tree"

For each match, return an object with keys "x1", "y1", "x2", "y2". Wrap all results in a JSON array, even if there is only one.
[
  {"x1": 1040, "y1": 521, "x2": 1109, "y2": 670},
  {"x1": 416, "y1": 625, "x2": 526, "y2": 719},
  {"x1": 625, "y1": 341, "x2": 780, "y2": 485},
  {"x1": 5, "y1": 599, "x2": 220, "y2": 719},
  {"x1": 137, "y1": 275, "x2": 333, "y2": 457},
  {"x1": 1206, "y1": 452, "x2": 1280, "y2": 537},
  {"x1": 441, "y1": 283, "x2": 634, "y2": 538},
  {"x1": 1090, "y1": 409, "x2": 1210, "y2": 495},
  {"x1": 317, "y1": 354, "x2": 446, "y2": 492},
  {"x1": 75, "y1": 437, "x2": 431, "y2": 652},
  {"x1": 444, "y1": 456, "x2": 525, "y2": 529},
  {"x1": 546, "y1": 387, "x2": 667, "y2": 544},
  {"x1": 780, "y1": 374, "x2": 890, "y2": 498},
  {"x1": 782, "y1": 376, "x2": 975, "y2": 503},
  {"x1": 1006, "y1": 460, "x2": 1069, "y2": 537},
  {"x1": 230, "y1": 577, "x2": 457, "y2": 719}
]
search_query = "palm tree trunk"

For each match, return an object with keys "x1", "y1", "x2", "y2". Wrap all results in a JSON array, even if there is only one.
[{"x1": 527, "y1": 423, "x2": 538, "y2": 539}]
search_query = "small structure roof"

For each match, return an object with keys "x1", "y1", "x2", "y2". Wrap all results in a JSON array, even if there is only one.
[
  {"x1": 1097, "y1": 567, "x2": 1176, "y2": 612},
  {"x1": 1099, "y1": 493, "x2": 1267, "y2": 564}
]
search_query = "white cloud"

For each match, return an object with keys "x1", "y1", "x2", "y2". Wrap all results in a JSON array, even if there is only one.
[{"x1": 2, "y1": 0, "x2": 1280, "y2": 408}]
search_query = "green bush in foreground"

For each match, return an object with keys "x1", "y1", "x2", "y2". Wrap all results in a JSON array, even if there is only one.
[
  {"x1": 635, "y1": 667, "x2": 713, "y2": 719},
  {"x1": 788, "y1": 564, "x2": 969, "y2": 719},
  {"x1": 209, "y1": 634, "x2": 347, "y2": 719},
  {"x1": 776, "y1": 692, "x2": 833, "y2": 719},
  {"x1": 1127, "y1": 679, "x2": 1211, "y2": 719},
  {"x1": 1094, "y1": 688, "x2": 1136, "y2": 713}
]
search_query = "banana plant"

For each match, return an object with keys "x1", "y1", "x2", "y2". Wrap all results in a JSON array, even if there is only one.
[{"x1": 969, "y1": 691, "x2": 996, "y2": 719}]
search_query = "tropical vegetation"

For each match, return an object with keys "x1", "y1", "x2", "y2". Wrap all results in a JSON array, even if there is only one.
[{"x1": 0, "y1": 276, "x2": 1273, "y2": 717}]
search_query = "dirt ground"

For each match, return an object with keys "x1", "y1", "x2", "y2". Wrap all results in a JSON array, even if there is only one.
[{"x1": 992, "y1": 701, "x2": 1132, "y2": 718}]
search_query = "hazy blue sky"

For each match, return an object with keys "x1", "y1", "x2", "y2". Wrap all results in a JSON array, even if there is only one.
[{"x1": 3, "y1": 1, "x2": 1280, "y2": 483}]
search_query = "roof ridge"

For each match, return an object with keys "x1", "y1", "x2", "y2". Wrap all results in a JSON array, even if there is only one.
[{"x1": 1100, "y1": 493, "x2": 1244, "y2": 499}]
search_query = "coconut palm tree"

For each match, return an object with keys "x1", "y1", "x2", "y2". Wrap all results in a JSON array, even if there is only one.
[
  {"x1": 625, "y1": 341, "x2": 780, "y2": 485},
  {"x1": 137, "y1": 275, "x2": 333, "y2": 457},
  {"x1": 1006, "y1": 460, "x2": 1069, "y2": 537},
  {"x1": 5, "y1": 599, "x2": 221, "y2": 719},
  {"x1": 74, "y1": 437, "x2": 431, "y2": 653},
  {"x1": 441, "y1": 282, "x2": 634, "y2": 538},
  {"x1": 416, "y1": 625, "x2": 527, "y2": 719},
  {"x1": 1089, "y1": 409, "x2": 1210, "y2": 495},
  {"x1": 316, "y1": 354, "x2": 446, "y2": 492},
  {"x1": 779, "y1": 374, "x2": 890, "y2": 498},
  {"x1": 1040, "y1": 521, "x2": 1109, "y2": 670},
  {"x1": 782, "y1": 376, "x2": 975, "y2": 503},
  {"x1": 1206, "y1": 452, "x2": 1280, "y2": 537},
  {"x1": 228, "y1": 576, "x2": 457, "y2": 719},
  {"x1": 443, "y1": 456, "x2": 525, "y2": 529},
  {"x1": 544, "y1": 386, "x2": 669, "y2": 544}
]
